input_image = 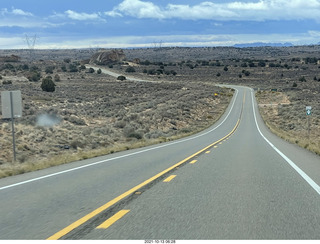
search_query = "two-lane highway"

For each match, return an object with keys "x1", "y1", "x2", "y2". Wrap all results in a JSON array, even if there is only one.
[{"x1": 0, "y1": 86, "x2": 319, "y2": 239}]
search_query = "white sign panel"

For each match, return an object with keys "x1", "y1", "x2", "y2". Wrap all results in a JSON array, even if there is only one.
[
  {"x1": 306, "y1": 106, "x2": 312, "y2": 116},
  {"x1": 1, "y1": 91, "x2": 22, "y2": 119}
]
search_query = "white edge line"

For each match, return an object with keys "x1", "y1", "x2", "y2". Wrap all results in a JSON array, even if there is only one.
[
  {"x1": 0, "y1": 89, "x2": 239, "y2": 191},
  {"x1": 251, "y1": 88, "x2": 320, "y2": 195}
]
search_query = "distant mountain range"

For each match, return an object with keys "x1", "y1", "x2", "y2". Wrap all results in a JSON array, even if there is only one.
[{"x1": 233, "y1": 42, "x2": 294, "y2": 48}]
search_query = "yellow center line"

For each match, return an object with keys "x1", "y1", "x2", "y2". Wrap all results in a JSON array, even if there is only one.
[
  {"x1": 163, "y1": 175, "x2": 177, "y2": 182},
  {"x1": 190, "y1": 160, "x2": 197, "y2": 164},
  {"x1": 47, "y1": 93, "x2": 245, "y2": 240},
  {"x1": 96, "y1": 210, "x2": 130, "y2": 229},
  {"x1": 47, "y1": 118, "x2": 240, "y2": 240},
  {"x1": 205, "y1": 151, "x2": 210, "y2": 154}
]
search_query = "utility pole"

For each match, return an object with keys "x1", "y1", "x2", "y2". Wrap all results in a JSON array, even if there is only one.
[{"x1": 25, "y1": 34, "x2": 38, "y2": 60}]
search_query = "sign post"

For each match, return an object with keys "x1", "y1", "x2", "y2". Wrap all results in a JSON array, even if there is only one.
[
  {"x1": 306, "y1": 106, "x2": 312, "y2": 140},
  {"x1": 1, "y1": 91, "x2": 22, "y2": 162}
]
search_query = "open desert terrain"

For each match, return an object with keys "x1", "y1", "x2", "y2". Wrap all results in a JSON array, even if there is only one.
[{"x1": 0, "y1": 46, "x2": 319, "y2": 178}]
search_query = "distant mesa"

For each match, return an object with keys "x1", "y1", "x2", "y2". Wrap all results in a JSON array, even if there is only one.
[
  {"x1": 89, "y1": 49, "x2": 126, "y2": 65},
  {"x1": 233, "y1": 42, "x2": 293, "y2": 48}
]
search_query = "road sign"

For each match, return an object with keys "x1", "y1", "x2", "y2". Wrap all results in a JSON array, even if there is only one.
[
  {"x1": 1, "y1": 90, "x2": 22, "y2": 119},
  {"x1": 306, "y1": 106, "x2": 312, "y2": 116},
  {"x1": 1, "y1": 90, "x2": 22, "y2": 162}
]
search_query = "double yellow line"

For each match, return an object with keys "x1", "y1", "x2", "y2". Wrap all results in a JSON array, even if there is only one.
[{"x1": 47, "y1": 94, "x2": 245, "y2": 240}]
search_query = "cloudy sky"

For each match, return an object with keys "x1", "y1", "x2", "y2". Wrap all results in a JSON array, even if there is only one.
[{"x1": 1, "y1": 0, "x2": 320, "y2": 49}]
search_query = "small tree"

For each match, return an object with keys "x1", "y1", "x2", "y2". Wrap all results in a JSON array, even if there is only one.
[{"x1": 41, "y1": 76, "x2": 56, "y2": 92}]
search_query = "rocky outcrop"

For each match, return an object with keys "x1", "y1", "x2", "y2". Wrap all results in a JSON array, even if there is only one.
[{"x1": 89, "y1": 49, "x2": 126, "y2": 65}]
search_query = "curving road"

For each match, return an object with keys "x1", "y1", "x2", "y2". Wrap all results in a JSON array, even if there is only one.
[{"x1": 0, "y1": 86, "x2": 319, "y2": 240}]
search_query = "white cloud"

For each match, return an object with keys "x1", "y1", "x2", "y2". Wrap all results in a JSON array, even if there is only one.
[
  {"x1": 11, "y1": 8, "x2": 34, "y2": 16},
  {"x1": 64, "y1": 10, "x2": 104, "y2": 21},
  {"x1": 108, "y1": 0, "x2": 165, "y2": 19},
  {"x1": 1, "y1": 7, "x2": 33, "y2": 17},
  {"x1": 107, "y1": 0, "x2": 320, "y2": 21}
]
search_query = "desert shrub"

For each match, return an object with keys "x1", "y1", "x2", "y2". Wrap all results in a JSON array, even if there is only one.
[
  {"x1": 27, "y1": 71, "x2": 41, "y2": 82},
  {"x1": 147, "y1": 69, "x2": 156, "y2": 75},
  {"x1": 156, "y1": 69, "x2": 163, "y2": 74},
  {"x1": 64, "y1": 58, "x2": 71, "y2": 63},
  {"x1": 0, "y1": 75, "x2": 2, "y2": 79},
  {"x1": 3, "y1": 63, "x2": 15, "y2": 71},
  {"x1": 54, "y1": 74, "x2": 60, "y2": 82},
  {"x1": 69, "y1": 64, "x2": 78, "y2": 72},
  {"x1": 299, "y1": 76, "x2": 306, "y2": 82},
  {"x1": 41, "y1": 76, "x2": 56, "y2": 92},
  {"x1": 242, "y1": 70, "x2": 250, "y2": 76},
  {"x1": 117, "y1": 75, "x2": 126, "y2": 81},
  {"x1": 2, "y1": 80, "x2": 12, "y2": 85},
  {"x1": 141, "y1": 60, "x2": 151, "y2": 65},
  {"x1": 114, "y1": 120, "x2": 126, "y2": 128},
  {"x1": 224, "y1": 66, "x2": 228, "y2": 71},
  {"x1": 45, "y1": 66, "x2": 55, "y2": 74},
  {"x1": 61, "y1": 65, "x2": 67, "y2": 72},
  {"x1": 170, "y1": 70, "x2": 177, "y2": 76},
  {"x1": 70, "y1": 140, "x2": 84, "y2": 149},
  {"x1": 97, "y1": 68, "x2": 102, "y2": 74},
  {"x1": 65, "y1": 115, "x2": 86, "y2": 125},
  {"x1": 20, "y1": 64, "x2": 29, "y2": 70},
  {"x1": 258, "y1": 60, "x2": 266, "y2": 67},
  {"x1": 293, "y1": 82, "x2": 298, "y2": 87},
  {"x1": 129, "y1": 132, "x2": 143, "y2": 139},
  {"x1": 125, "y1": 66, "x2": 136, "y2": 73}
]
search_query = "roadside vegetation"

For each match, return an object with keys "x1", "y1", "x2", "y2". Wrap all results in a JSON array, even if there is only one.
[
  {"x1": 0, "y1": 55, "x2": 233, "y2": 178},
  {"x1": 1, "y1": 46, "x2": 320, "y2": 178}
]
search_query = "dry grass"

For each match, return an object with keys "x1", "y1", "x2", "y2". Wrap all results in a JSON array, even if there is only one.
[
  {"x1": 0, "y1": 96, "x2": 231, "y2": 178},
  {"x1": 256, "y1": 91, "x2": 320, "y2": 156}
]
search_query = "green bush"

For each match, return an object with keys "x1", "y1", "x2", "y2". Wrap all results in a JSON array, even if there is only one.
[
  {"x1": 117, "y1": 75, "x2": 126, "y2": 81},
  {"x1": 125, "y1": 66, "x2": 136, "y2": 73},
  {"x1": 299, "y1": 76, "x2": 306, "y2": 82},
  {"x1": 41, "y1": 76, "x2": 56, "y2": 92},
  {"x1": 69, "y1": 64, "x2": 78, "y2": 72},
  {"x1": 45, "y1": 66, "x2": 55, "y2": 74},
  {"x1": 27, "y1": 71, "x2": 41, "y2": 82}
]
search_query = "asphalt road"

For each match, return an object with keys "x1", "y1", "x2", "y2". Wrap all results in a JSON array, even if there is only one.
[{"x1": 0, "y1": 86, "x2": 319, "y2": 240}]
